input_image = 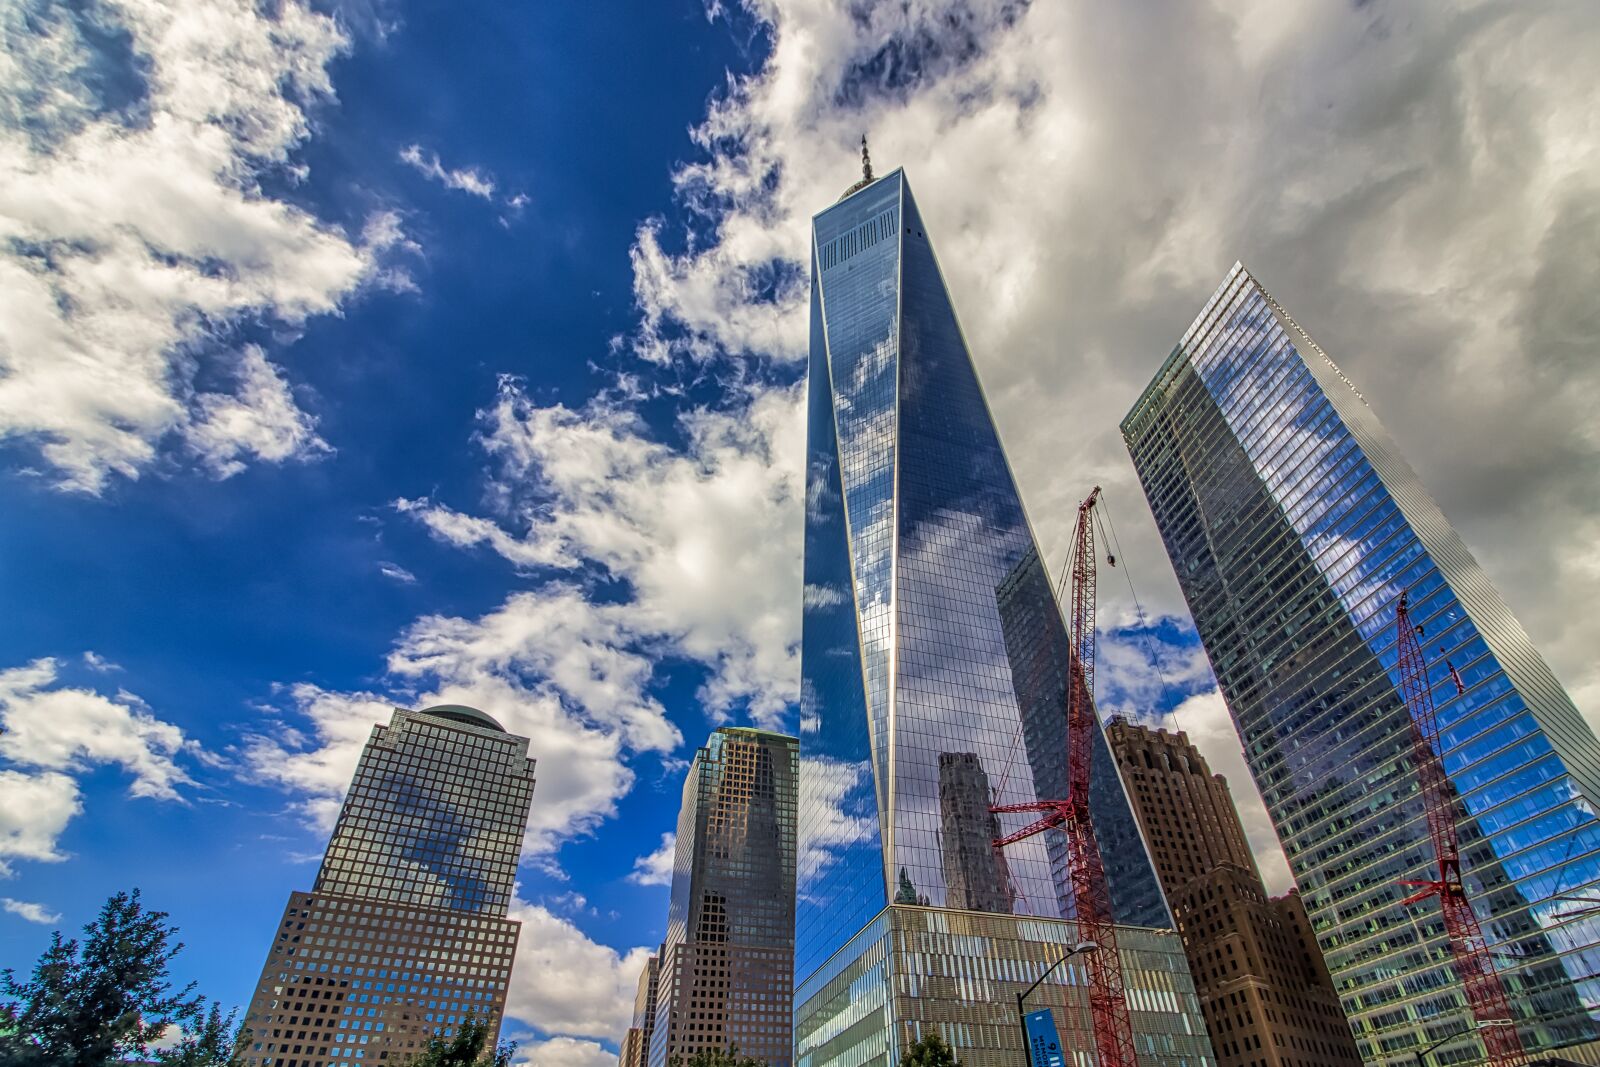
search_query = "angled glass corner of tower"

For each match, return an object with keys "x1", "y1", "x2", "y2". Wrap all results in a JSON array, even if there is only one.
[
  {"x1": 796, "y1": 170, "x2": 1170, "y2": 984},
  {"x1": 1121, "y1": 261, "x2": 1600, "y2": 1062}
]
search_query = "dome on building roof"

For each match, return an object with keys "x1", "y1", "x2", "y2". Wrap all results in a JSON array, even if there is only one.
[{"x1": 416, "y1": 704, "x2": 505, "y2": 732}]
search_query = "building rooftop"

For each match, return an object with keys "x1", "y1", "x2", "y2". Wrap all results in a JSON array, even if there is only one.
[{"x1": 416, "y1": 704, "x2": 506, "y2": 733}]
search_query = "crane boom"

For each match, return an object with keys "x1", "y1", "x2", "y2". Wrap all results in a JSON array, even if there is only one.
[
  {"x1": 990, "y1": 487, "x2": 1137, "y2": 1067},
  {"x1": 1394, "y1": 592, "x2": 1526, "y2": 1066}
]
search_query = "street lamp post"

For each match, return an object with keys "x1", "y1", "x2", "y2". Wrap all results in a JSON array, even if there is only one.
[{"x1": 1016, "y1": 940, "x2": 1098, "y2": 1067}]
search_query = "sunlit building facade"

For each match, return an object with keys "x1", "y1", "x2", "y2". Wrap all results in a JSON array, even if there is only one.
[
  {"x1": 1122, "y1": 262, "x2": 1600, "y2": 1065},
  {"x1": 242, "y1": 705, "x2": 537, "y2": 1067},
  {"x1": 651, "y1": 728, "x2": 798, "y2": 1067},
  {"x1": 795, "y1": 166, "x2": 1212, "y2": 1067}
]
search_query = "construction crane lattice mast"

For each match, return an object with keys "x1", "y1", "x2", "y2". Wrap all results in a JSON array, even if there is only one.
[
  {"x1": 1394, "y1": 592, "x2": 1527, "y2": 1067},
  {"x1": 989, "y1": 487, "x2": 1139, "y2": 1067}
]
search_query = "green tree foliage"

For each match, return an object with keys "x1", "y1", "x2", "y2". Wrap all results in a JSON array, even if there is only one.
[
  {"x1": 0, "y1": 889, "x2": 226, "y2": 1067},
  {"x1": 667, "y1": 1045, "x2": 769, "y2": 1067},
  {"x1": 898, "y1": 1032, "x2": 960, "y2": 1067},
  {"x1": 403, "y1": 1014, "x2": 514, "y2": 1067},
  {"x1": 155, "y1": 1003, "x2": 249, "y2": 1067}
]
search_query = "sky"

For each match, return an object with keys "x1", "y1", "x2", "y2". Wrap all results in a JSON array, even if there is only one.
[{"x1": 2, "y1": 2, "x2": 1599, "y2": 1066}]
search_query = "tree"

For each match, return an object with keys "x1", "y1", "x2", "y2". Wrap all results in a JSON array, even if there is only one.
[
  {"x1": 404, "y1": 1014, "x2": 515, "y2": 1067},
  {"x1": 0, "y1": 889, "x2": 204, "y2": 1067},
  {"x1": 668, "y1": 1045, "x2": 768, "y2": 1067},
  {"x1": 156, "y1": 1003, "x2": 250, "y2": 1067},
  {"x1": 899, "y1": 1032, "x2": 960, "y2": 1067}
]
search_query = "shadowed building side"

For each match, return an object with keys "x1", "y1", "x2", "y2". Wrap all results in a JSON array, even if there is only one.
[{"x1": 1107, "y1": 719, "x2": 1363, "y2": 1067}]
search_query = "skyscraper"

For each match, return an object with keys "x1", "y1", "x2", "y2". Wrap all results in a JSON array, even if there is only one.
[
  {"x1": 1107, "y1": 719, "x2": 1362, "y2": 1067},
  {"x1": 1122, "y1": 262, "x2": 1600, "y2": 1064},
  {"x1": 623, "y1": 950, "x2": 662, "y2": 1067},
  {"x1": 651, "y1": 728, "x2": 798, "y2": 1067},
  {"x1": 795, "y1": 162, "x2": 1213, "y2": 1067},
  {"x1": 241, "y1": 705, "x2": 537, "y2": 1067}
]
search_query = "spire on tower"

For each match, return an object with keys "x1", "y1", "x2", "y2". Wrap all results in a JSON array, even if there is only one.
[{"x1": 861, "y1": 135, "x2": 874, "y2": 183}]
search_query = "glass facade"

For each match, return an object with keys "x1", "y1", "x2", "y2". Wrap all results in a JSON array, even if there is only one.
[
  {"x1": 242, "y1": 705, "x2": 537, "y2": 1067},
  {"x1": 798, "y1": 169, "x2": 1199, "y2": 1066},
  {"x1": 316, "y1": 706, "x2": 537, "y2": 914},
  {"x1": 794, "y1": 906, "x2": 1214, "y2": 1067},
  {"x1": 653, "y1": 728, "x2": 799, "y2": 1067},
  {"x1": 1122, "y1": 263, "x2": 1600, "y2": 1064}
]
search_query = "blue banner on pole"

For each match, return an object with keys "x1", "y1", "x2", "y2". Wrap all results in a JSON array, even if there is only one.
[{"x1": 1025, "y1": 1009, "x2": 1066, "y2": 1067}]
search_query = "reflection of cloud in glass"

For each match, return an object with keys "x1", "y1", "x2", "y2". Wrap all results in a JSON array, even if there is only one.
[{"x1": 796, "y1": 755, "x2": 876, "y2": 892}]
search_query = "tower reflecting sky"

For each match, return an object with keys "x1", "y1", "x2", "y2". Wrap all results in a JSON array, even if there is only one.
[
  {"x1": 1123, "y1": 263, "x2": 1600, "y2": 1063},
  {"x1": 795, "y1": 166, "x2": 1205, "y2": 1067}
]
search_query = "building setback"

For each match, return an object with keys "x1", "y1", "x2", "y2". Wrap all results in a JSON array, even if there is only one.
[
  {"x1": 651, "y1": 728, "x2": 798, "y2": 1067},
  {"x1": 622, "y1": 950, "x2": 662, "y2": 1067},
  {"x1": 242, "y1": 705, "x2": 537, "y2": 1067},
  {"x1": 1107, "y1": 719, "x2": 1362, "y2": 1067},
  {"x1": 1122, "y1": 262, "x2": 1600, "y2": 1064},
  {"x1": 793, "y1": 158, "x2": 1213, "y2": 1067}
]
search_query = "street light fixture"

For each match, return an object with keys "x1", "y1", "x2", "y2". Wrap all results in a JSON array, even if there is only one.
[{"x1": 1016, "y1": 940, "x2": 1098, "y2": 1067}]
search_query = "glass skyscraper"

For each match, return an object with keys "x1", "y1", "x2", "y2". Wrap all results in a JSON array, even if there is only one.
[
  {"x1": 242, "y1": 705, "x2": 537, "y2": 1067},
  {"x1": 1122, "y1": 262, "x2": 1600, "y2": 1065},
  {"x1": 652, "y1": 727, "x2": 799, "y2": 1067},
  {"x1": 795, "y1": 166, "x2": 1212, "y2": 1067}
]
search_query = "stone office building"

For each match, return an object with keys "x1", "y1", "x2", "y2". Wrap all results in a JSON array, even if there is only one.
[{"x1": 1107, "y1": 718, "x2": 1361, "y2": 1067}]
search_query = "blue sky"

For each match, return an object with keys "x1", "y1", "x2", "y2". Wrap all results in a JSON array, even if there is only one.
[{"x1": 3, "y1": 3, "x2": 1599, "y2": 1067}]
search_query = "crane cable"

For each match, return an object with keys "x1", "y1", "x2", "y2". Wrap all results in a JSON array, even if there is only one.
[{"x1": 1097, "y1": 493, "x2": 1188, "y2": 735}]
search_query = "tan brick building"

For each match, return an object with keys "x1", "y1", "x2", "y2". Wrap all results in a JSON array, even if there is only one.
[
  {"x1": 1107, "y1": 719, "x2": 1360, "y2": 1067},
  {"x1": 242, "y1": 705, "x2": 536, "y2": 1067}
]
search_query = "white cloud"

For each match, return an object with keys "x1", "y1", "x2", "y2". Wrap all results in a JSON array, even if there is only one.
[
  {"x1": 0, "y1": 0, "x2": 409, "y2": 492},
  {"x1": 185, "y1": 345, "x2": 332, "y2": 478},
  {"x1": 0, "y1": 659, "x2": 192, "y2": 800},
  {"x1": 378, "y1": 561, "x2": 418, "y2": 584},
  {"x1": 505, "y1": 896, "x2": 652, "y2": 1042},
  {"x1": 626, "y1": 832, "x2": 675, "y2": 887},
  {"x1": 1, "y1": 898, "x2": 61, "y2": 925},
  {"x1": 0, "y1": 770, "x2": 81, "y2": 876},
  {"x1": 243, "y1": 589, "x2": 681, "y2": 855},
  {"x1": 0, "y1": 660, "x2": 195, "y2": 875},
  {"x1": 515, "y1": 1037, "x2": 616, "y2": 1067},
  {"x1": 397, "y1": 377, "x2": 805, "y2": 728},
  {"x1": 81, "y1": 651, "x2": 121, "y2": 673},
  {"x1": 400, "y1": 143, "x2": 497, "y2": 199}
]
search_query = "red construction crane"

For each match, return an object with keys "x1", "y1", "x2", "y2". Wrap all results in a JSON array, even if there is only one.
[
  {"x1": 1394, "y1": 592, "x2": 1527, "y2": 1066},
  {"x1": 990, "y1": 487, "x2": 1139, "y2": 1067}
]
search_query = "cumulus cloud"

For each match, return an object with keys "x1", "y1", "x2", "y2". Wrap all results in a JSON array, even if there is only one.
[
  {"x1": 185, "y1": 346, "x2": 332, "y2": 478},
  {"x1": 397, "y1": 377, "x2": 805, "y2": 727},
  {"x1": 0, "y1": 0, "x2": 408, "y2": 492},
  {"x1": 243, "y1": 589, "x2": 680, "y2": 855},
  {"x1": 626, "y1": 832, "x2": 676, "y2": 887},
  {"x1": 0, "y1": 659, "x2": 193, "y2": 800},
  {"x1": 400, "y1": 143, "x2": 497, "y2": 199},
  {"x1": 515, "y1": 1037, "x2": 616, "y2": 1067},
  {"x1": 0, "y1": 660, "x2": 195, "y2": 874},
  {"x1": 0, "y1": 770, "x2": 81, "y2": 876},
  {"x1": 1, "y1": 898, "x2": 62, "y2": 925},
  {"x1": 505, "y1": 896, "x2": 652, "y2": 1042},
  {"x1": 596, "y1": 0, "x2": 1600, "y2": 881}
]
